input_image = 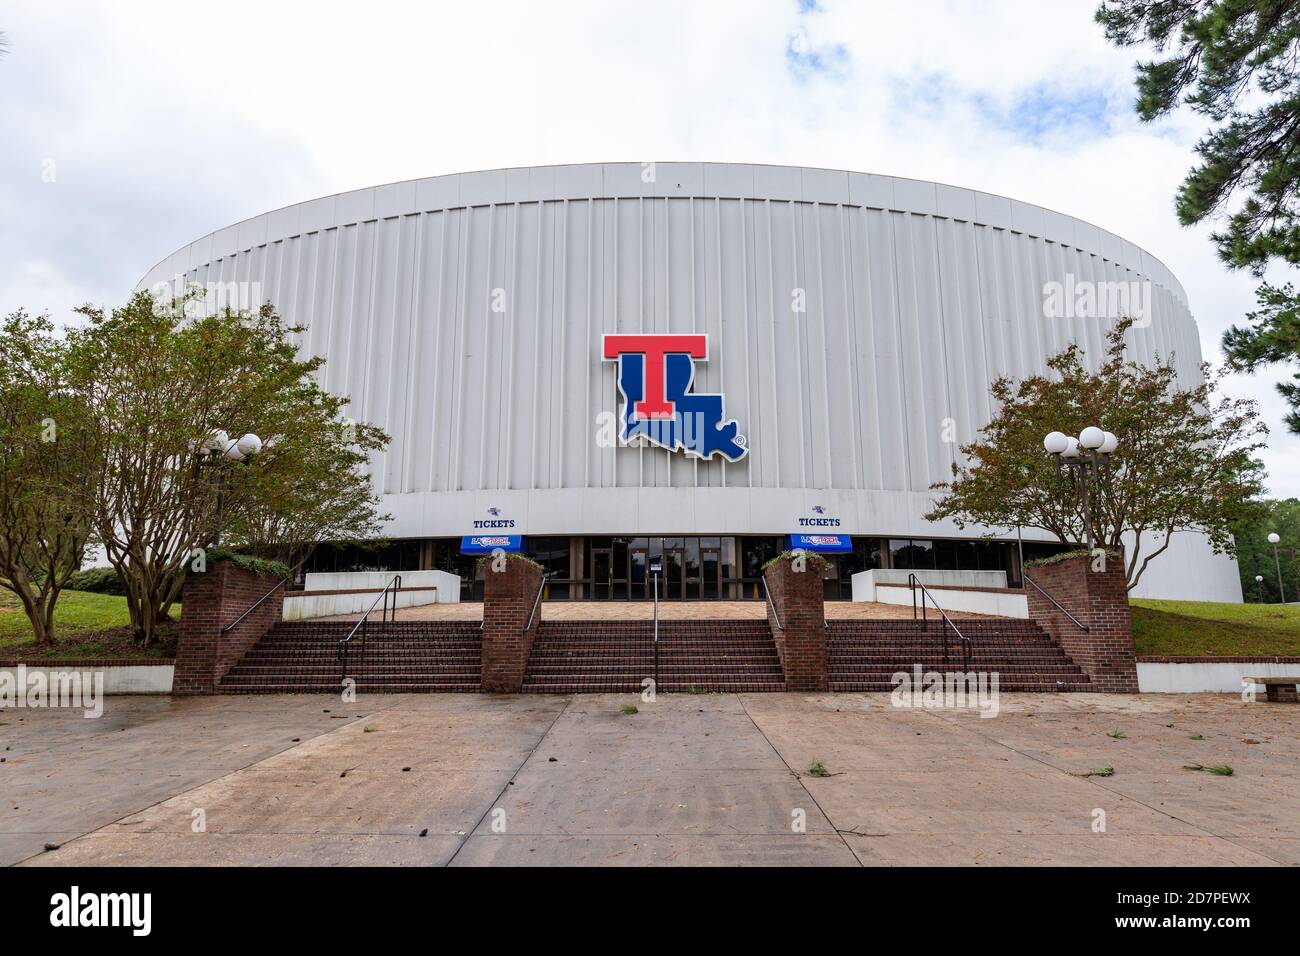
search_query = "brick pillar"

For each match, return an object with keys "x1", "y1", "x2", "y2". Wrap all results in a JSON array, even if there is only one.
[
  {"x1": 175, "y1": 559, "x2": 285, "y2": 695},
  {"x1": 763, "y1": 553, "x2": 828, "y2": 692},
  {"x1": 481, "y1": 554, "x2": 544, "y2": 693},
  {"x1": 1024, "y1": 553, "x2": 1138, "y2": 692}
]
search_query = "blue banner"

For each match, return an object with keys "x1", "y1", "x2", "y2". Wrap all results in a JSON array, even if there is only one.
[
  {"x1": 460, "y1": 534, "x2": 523, "y2": 555},
  {"x1": 788, "y1": 533, "x2": 852, "y2": 554}
]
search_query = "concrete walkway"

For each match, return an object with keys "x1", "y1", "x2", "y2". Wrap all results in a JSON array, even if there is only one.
[{"x1": 5, "y1": 693, "x2": 1297, "y2": 866}]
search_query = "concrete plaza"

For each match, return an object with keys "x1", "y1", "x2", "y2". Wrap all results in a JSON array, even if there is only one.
[{"x1": 3, "y1": 691, "x2": 1296, "y2": 866}]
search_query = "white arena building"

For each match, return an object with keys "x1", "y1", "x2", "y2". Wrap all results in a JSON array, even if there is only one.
[{"x1": 138, "y1": 162, "x2": 1243, "y2": 603}]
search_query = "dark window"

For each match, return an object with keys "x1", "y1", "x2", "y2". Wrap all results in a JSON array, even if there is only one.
[
  {"x1": 933, "y1": 538, "x2": 959, "y2": 570},
  {"x1": 890, "y1": 538, "x2": 935, "y2": 570}
]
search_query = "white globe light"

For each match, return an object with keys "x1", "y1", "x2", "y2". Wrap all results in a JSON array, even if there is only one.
[
  {"x1": 1268, "y1": 532, "x2": 1280, "y2": 544},
  {"x1": 1062, "y1": 436, "x2": 1081, "y2": 459},
  {"x1": 1079, "y1": 426, "x2": 1105, "y2": 450},
  {"x1": 236, "y1": 433, "x2": 263, "y2": 456},
  {"x1": 222, "y1": 438, "x2": 245, "y2": 461},
  {"x1": 1256, "y1": 575, "x2": 1264, "y2": 582},
  {"x1": 204, "y1": 429, "x2": 228, "y2": 453},
  {"x1": 1099, "y1": 431, "x2": 1119, "y2": 454},
  {"x1": 1043, "y1": 431, "x2": 1069, "y2": 455}
]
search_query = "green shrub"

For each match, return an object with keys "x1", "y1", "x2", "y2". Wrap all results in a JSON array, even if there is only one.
[
  {"x1": 1024, "y1": 548, "x2": 1121, "y2": 569},
  {"x1": 66, "y1": 566, "x2": 127, "y2": 595},
  {"x1": 475, "y1": 551, "x2": 544, "y2": 573},
  {"x1": 206, "y1": 549, "x2": 291, "y2": 579},
  {"x1": 762, "y1": 550, "x2": 831, "y2": 572}
]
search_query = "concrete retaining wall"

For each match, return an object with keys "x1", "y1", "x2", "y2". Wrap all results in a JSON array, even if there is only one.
[
  {"x1": 1137, "y1": 659, "x2": 1300, "y2": 694},
  {"x1": 873, "y1": 583, "x2": 1028, "y2": 618},
  {"x1": 0, "y1": 661, "x2": 174, "y2": 695},
  {"x1": 852, "y1": 569, "x2": 1008, "y2": 602},
  {"x1": 282, "y1": 570, "x2": 460, "y2": 620}
]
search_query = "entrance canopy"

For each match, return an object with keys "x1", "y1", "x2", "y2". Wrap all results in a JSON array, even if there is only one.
[
  {"x1": 460, "y1": 534, "x2": 523, "y2": 555},
  {"x1": 788, "y1": 533, "x2": 852, "y2": 554}
]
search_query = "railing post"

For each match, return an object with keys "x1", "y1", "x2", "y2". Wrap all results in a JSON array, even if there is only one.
[{"x1": 653, "y1": 569, "x2": 660, "y2": 691}]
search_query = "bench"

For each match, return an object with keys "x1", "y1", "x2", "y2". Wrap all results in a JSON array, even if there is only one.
[{"x1": 1244, "y1": 677, "x2": 1300, "y2": 703}]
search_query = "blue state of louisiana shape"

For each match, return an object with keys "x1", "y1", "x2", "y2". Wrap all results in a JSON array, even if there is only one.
[{"x1": 614, "y1": 352, "x2": 748, "y2": 461}]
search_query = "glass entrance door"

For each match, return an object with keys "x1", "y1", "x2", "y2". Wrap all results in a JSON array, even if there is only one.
[
  {"x1": 701, "y1": 547, "x2": 721, "y2": 600},
  {"x1": 591, "y1": 548, "x2": 613, "y2": 600},
  {"x1": 629, "y1": 547, "x2": 649, "y2": 600},
  {"x1": 663, "y1": 548, "x2": 685, "y2": 599}
]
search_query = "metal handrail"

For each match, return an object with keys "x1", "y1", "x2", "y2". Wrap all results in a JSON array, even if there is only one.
[
  {"x1": 338, "y1": 574, "x2": 401, "y2": 684},
  {"x1": 221, "y1": 578, "x2": 287, "y2": 634},
  {"x1": 908, "y1": 573, "x2": 972, "y2": 672},
  {"x1": 761, "y1": 572, "x2": 783, "y2": 630},
  {"x1": 1022, "y1": 575, "x2": 1090, "y2": 632},
  {"x1": 652, "y1": 569, "x2": 660, "y2": 691},
  {"x1": 524, "y1": 572, "x2": 550, "y2": 632},
  {"x1": 219, "y1": 556, "x2": 311, "y2": 634}
]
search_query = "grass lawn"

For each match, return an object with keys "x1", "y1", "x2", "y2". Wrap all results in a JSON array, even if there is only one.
[
  {"x1": 1131, "y1": 598, "x2": 1300, "y2": 658},
  {"x1": 0, "y1": 589, "x2": 178, "y2": 659}
]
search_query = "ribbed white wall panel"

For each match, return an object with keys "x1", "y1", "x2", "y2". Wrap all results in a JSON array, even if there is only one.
[{"x1": 137, "y1": 163, "x2": 1238, "y2": 601}]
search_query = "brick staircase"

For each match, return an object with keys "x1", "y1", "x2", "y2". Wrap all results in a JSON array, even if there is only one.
[
  {"x1": 828, "y1": 619, "x2": 1092, "y2": 692},
  {"x1": 218, "y1": 620, "x2": 482, "y2": 694},
  {"x1": 521, "y1": 620, "x2": 785, "y2": 693},
  {"x1": 215, "y1": 614, "x2": 1092, "y2": 695}
]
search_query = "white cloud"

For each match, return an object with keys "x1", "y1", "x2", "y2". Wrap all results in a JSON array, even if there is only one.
[{"x1": 2, "y1": 0, "x2": 1296, "y2": 494}]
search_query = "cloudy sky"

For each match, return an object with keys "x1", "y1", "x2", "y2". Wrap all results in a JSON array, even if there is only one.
[{"x1": 2, "y1": 0, "x2": 1296, "y2": 494}]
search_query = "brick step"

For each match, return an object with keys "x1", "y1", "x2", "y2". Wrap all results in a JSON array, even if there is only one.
[
  {"x1": 535, "y1": 629, "x2": 774, "y2": 634},
  {"x1": 220, "y1": 682, "x2": 482, "y2": 694},
  {"x1": 829, "y1": 680, "x2": 1093, "y2": 692},
  {"x1": 215, "y1": 617, "x2": 485, "y2": 695},
  {"x1": 240, "y1": 648, "x2": 481, "y2": 659},
  {"x1": 524, "y1": 666, "x2": 783, "y2": 678},
  {"x1": 829, "y1": 634, "x2": 1054, "y2": 644},
  {"x1": 829, "y1": 620, "x2": 1041, "y2": 629},
  {"x1": 256, "y1": 635, "x2": 482, "y2": 643},
  {"x1": 538, "y1": 621, "x2": 772, "y2": 627},
  {"x1": 225, "y1": 665, "x2": 482, "y2": 678},
  {"x1": 831, "y1": 649, "x2": 1080, "y2": 658},
  {"x1": 218, "y1": 676, "x2": 478, "y2": 691},
  {"x1": 261, "y1": 639, "x2": 486, "y2": 647},
  {"x1": 266, "y1": 625, "x2": 481, "y2": 634},
  {"x1": 248, "y1": 639, "x2": 483, "y2": 647},
  {"x1": 526, "y1": 655, "x2": 781, "y2": 665},
  {"x1": 830, "y1": 671, "x2": 1088, "y2": 683},
  {"x1": 830, "y1": 653, "x2": 1078, "y2": 665},
  {"x1": 524, "y1": 619, "x2": 786, "y2": 691},
  {"x1": 528, "y1": 640, "x2": 778, "y2": 650},
  {"x1": 519, "y1": 681, "x2": 784, "y2": 693},
  {"x1": 527, "y1": 644, "x2": 779, "y2": 653},
  {"x1": 832, "y1": 665, "x2": 1086, "y2": 671},
  {"x1": 223, "y1": 664, "x2": 480, "y2": 677}
]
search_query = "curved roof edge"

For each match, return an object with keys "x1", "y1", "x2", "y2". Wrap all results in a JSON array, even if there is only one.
[{"x1": 137, "y1": 161, "x2": 1188, "y2": 307}]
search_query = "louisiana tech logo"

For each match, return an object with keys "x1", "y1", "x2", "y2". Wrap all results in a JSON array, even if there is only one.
[{"x1": 602, "y1": 333, "x2": 748, "y2": 461}]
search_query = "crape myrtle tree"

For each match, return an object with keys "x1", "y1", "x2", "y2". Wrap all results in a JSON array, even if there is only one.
[
  {"x1": 1097, "y1": 0, "x2": 1300, "y2": 433},
  {"x1": 70, "y1": 292, "x2": 389, "y2": 647},
  {"x1": 227, "y1": 413, "x2": 391, "y2": 571},
  {"x1": 926, "y1": 321, "x2": 1267, "y2": 591},
  {"x1": 0, "y1": 311, "x2": 96, "y2": 645}
]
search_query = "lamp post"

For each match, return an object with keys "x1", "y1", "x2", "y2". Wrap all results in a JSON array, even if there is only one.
[
  {"x1": 199, "y1": 429, "x2": 263, "y2": 547},
  {"x1": 1042, "y1": 426, "x2": 1119, "y2": 552},
  {"x1": 1255, "y1": 574, "x2": 1265, "y2": 604},
  {"x1": 1268, "y1": 532, "x2": 1286, "y2": 604}
]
